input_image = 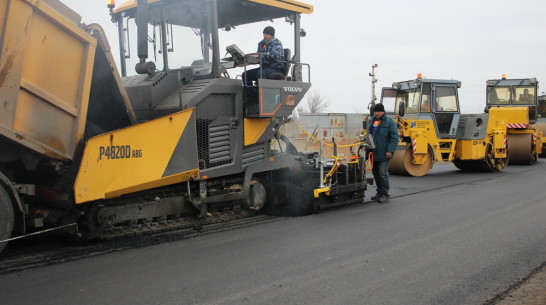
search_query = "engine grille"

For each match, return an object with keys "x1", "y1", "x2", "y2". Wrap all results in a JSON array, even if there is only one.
[
  {"x1": 242, "y1": 143, "x2": 267, "y2": 166},
  {"x1": 196, "y1": 94, "x2": 236, "y2": 169},
  {"x1": 208, "y1": 124, "x2": 231, "y2": 165}
]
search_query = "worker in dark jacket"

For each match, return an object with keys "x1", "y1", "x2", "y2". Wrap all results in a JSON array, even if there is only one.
[
  {"x1": 367, "y1": 103, "x2": 399, "y2": 203},
  {"x1": 242, "y1": 26, "x2": 284, "y2": 101}
]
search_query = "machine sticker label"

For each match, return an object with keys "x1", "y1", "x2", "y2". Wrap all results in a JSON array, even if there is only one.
[
  {"x1": 285, "y1": 95, "x2": 296, "y2": 106},
  {"x1": 411, "y1": 121, "x2": 416, "y2": 128},
  {"x1": 415, "y1": 121, "x2": 427, "y2": 128},
  {"x1": 99, "y1": 145, "x2": 143, "y2": 160}
]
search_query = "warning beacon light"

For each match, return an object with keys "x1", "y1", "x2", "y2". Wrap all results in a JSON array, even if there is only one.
[
  {"x1": 502, "y1": 74, "x2": 506, "y2": 80},
  {"x1": 107, "y1": 0, "x2": 116, "y2": 9}
]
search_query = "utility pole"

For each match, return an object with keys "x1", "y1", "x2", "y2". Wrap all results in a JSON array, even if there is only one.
[{"x1": 369, "y1": 64, "x2": 378, "y2": 115}]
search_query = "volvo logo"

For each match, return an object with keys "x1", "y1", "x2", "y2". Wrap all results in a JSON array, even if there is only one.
[
  {"x1": 285, "y1": 95, "x2": 296, "y2": 106},
  {"x1": 283, "y1": 87, "x2": 303, "y2": 92}
]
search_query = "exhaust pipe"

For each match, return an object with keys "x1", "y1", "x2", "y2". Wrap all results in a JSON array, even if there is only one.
[{"x1": 135, "y1": 0, "x2": 155, "y2": 75}]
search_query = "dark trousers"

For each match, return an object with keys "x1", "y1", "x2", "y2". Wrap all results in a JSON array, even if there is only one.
[
  {"x1": 242, "y1": 66, "x2": 281, "y2": 101},
  {"x1": 372, "y1": 159, "x2": 391, "y2": 197}
]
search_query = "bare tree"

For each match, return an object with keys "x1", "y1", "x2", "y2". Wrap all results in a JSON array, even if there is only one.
[{"x1": 304, "y1": 90, "x2": 330, "y2": 113}]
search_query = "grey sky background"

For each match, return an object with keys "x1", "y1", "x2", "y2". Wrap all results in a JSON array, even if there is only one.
[{"x1": 61, "y1": 0, "x2": 546, "y2": 114}]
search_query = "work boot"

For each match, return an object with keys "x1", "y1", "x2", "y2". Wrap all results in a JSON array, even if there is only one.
[
  {"x1": 371, "y1": 193, "x2": 380, "y2": 200},
  {"x1": 376, "y1": 195, "x2": 389, "y2": 203}
]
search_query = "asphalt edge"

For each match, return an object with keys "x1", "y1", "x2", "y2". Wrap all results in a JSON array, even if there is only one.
[{"x1": 482, "y1": 260, "x2": 546, "y2": 304}]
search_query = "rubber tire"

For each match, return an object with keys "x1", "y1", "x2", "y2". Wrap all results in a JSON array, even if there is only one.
[
  {"x1": 484, "y1": 142, "x2": 510, "y2": 172},
  {"x1": 0, "y1": 185, "x2": 14, "y2": 253}
]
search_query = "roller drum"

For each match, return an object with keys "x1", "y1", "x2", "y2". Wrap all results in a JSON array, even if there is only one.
[
  {"x1": 507, "y1": 134, "x2": 535, "y2": 165},
  {"x1": 389, "y1": 145, "x2": 433, "y2": 177}
]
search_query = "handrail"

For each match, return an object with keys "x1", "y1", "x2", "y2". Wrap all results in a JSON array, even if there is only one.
[{"x1": 242, "y1": 52, "x2": 311, "y2": 83}]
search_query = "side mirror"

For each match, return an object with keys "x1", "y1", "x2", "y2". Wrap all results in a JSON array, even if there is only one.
[{"x1": 398, "y1": 101, "x2": 405, "y2": 117}]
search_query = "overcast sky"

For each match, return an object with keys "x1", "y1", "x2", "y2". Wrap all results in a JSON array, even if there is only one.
[{"x1": 61, "y1": 0, "x2": 546, "y2": 114}]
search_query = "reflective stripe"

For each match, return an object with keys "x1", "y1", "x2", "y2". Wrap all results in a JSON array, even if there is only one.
[{"x1": 506, "y1": 123, "x2": 529, "y2": 129}]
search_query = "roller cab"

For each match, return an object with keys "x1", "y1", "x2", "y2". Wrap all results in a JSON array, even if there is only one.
[{"x1": 485, "y1": 77, "x2": 543, "y2": 164}]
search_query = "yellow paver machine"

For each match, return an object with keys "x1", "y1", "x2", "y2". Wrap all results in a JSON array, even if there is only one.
[{"x1": 0, "y1": 0, "x2": 372, "y2": 252}]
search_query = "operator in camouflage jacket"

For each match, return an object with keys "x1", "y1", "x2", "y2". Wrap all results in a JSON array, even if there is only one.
[{"x1": 242, "y1": 26, "x2": 284, "y2": 101}]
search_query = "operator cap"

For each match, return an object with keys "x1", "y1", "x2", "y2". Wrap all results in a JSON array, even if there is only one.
[
  {"x1": 373, "y1": 104, "x2": 385, "y2": 112},
  {"x1": 263, "y1": 26, "x2": 275, "y2": 36}
]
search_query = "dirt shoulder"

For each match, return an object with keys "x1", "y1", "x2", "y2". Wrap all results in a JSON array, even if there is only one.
[{"x1": 486, "y1": 262, "x2": 546, "y2": 305}]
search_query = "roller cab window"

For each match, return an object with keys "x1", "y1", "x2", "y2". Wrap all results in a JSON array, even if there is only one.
[
  {"x1": 393, "y1": 89, "x2": 421, "y2": 115},
  {"x1": 513, "y1": 86, "x2": 535, "y2": 105},
  {"x1": 434, "y1": 86, "x2": 458, "y2": 112},
  {"x1": 487, "y1": 87, "x2": 511, "y2": 105},
  {"x1": 381, "y1": 88, "x2": 397, "y2": 115}
]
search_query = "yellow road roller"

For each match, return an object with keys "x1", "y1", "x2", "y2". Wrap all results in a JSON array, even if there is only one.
[
  {"x1": 484, "y1": 76, "x2": 543, "y2": 164},
  {"x1": 380, "y1": 75, "x2": 510, "y2": 176}
]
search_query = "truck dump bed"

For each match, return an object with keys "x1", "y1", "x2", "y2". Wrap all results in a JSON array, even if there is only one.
[{"x1": 0, "y1": 0, "x2": 96, "y2": 161}]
